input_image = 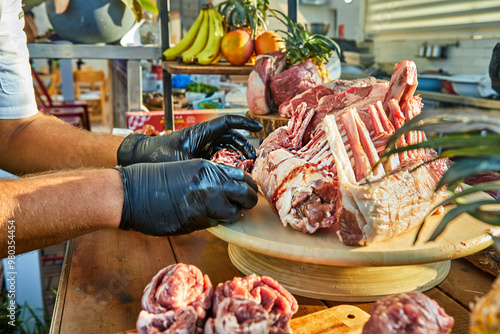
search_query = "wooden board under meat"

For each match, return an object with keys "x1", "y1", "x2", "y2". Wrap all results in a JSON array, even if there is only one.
[
  {"x1": 120, "y1": 305, "x2": 370, "y2": 334},
  {"x1": 209, "y1": 193, "x2": 500, "y2": 267},
  {"x1": 246, "y1": 111, "x2": 289, "y2": 140}
]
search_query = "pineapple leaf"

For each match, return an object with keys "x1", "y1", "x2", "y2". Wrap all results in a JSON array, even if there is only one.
[
  {"x1": 385, "y1": 109, "x2": 500, "y2": 150},
  {"x1": 428, "y1": 200, "x2": 499, "y2": 241},
  {"x1": 382, "y1": 134, "x2": 500, "y2": 158},
  {"x1": 491, "y1": 235, "x2": 500, "y2": 253},
  {"x1": 216, "y1": 0, "x2": 268, "y2": 33},
  {"x1": 268, "y1": 8, "x2": 340, "y2": 66},
  {"x1": 436, "y1": 157, "x2": 500, "y2": 189},
  {"x1": 231, "y1": 10, "x2": 240, "y2": 27},
  {"x1": 469, "y1": 209, "x2": 500, "y2": 226},
  {"x1": 432, "y1": 183, "x2": 500, "y2": 209}
]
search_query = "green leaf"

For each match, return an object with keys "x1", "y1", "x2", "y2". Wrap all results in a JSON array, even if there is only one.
[
  {"x1": 428, "y1": 200, "x2": 499, "y2": 241},
  {"x1": 469, "y1": 209, "x2": 500, "y2": 226},
  {"x1": 436, "y1": 157, "x2": 500, "y2": 189},
  {"x1": 231, "y1": 10, "x2": 240, "y2": 27},
  {"x1": 492, "y1": 235, "x2": 500, "y2": 253},
  {"x1": 386, "y1": 109, "x2": 500, "y2": 150},
  {"x1": 430, "y1": 183, "x2": 500, "y2": 211},
  {"x1": 385, "y1": 132, "x2": 500, "y2": 155},
  {"x1": 138, "y1": 0, "x2": 158, "y2": 14}
]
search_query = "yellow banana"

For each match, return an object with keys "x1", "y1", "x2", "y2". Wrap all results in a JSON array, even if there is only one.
[
  {"x1": 163, "y1": 8, "x2": 206, "y2": 61},
  {"x1": 210, "y1": 51, "x2": 224, "y2": 65},
  {"x1": 196, "y1": 9, "x2": 226, "y2": 65},
  {"x1": 179, "y1": 9, "x2": 210, "y2": 64}
]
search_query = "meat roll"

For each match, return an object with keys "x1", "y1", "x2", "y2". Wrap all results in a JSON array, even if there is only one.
[{"x1": 137, "y1": 263, "x2": 213, "y2": 334}]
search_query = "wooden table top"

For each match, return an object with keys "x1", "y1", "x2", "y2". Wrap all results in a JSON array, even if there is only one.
[{"x1": 50, "y1": 228, "x2": 496, "y2": 334}]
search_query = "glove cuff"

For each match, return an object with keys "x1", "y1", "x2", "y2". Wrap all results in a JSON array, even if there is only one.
[
  {"x1": 114, "y1": 166, "x2": 133, "y2": 231},
  {"x1": 117, "y1": 133, "x2": 147, "y2": 166}
]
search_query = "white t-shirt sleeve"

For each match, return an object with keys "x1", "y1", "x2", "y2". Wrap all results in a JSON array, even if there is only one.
[{"x1": 0, "y1": 0, "x2": 38, "y2": 119}]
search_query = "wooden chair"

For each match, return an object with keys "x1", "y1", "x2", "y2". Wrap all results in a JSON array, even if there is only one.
[
  {"x1": 73, "y1": 69, "x2": 108, "y2": 126},
  {"x1": 46, "y1": 69, "x2": 61, "y2": 101},
  {"x1": 32, "y1": 68, "x2": 91, "y2": 131}
]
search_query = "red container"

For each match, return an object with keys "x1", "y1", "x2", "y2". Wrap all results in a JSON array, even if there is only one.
[
  {"x1": 151, "y1": 64, "x2": 162, "y2": 80},
  {"x1": 126, "y1": 109, "x2": 246, "y2": 132},
  {"x1": 126, "y1": 110, "x2": 165, "y2": 132},
  {"x1": 442, "y1": 80, "x2": 456, "y2": 94}
]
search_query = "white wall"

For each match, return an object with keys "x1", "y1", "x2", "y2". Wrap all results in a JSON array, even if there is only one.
[
  {"x1": 373, "y1": 38, "x2": 497, "y2": 76},
  {"x1": 268, "y1": 0, "x2": 360, "y2": 40},
  {"x1": 328, "y1": 0, "x2": 359, "y2": 40}
]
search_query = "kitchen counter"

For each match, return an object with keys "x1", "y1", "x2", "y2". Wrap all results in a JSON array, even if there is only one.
[
  {"x1": 50, "y1": 227, "x2": 495, "y2": 333},
  {"x1": 417, "y1": 91, "x2": 500, "y2": 111}
]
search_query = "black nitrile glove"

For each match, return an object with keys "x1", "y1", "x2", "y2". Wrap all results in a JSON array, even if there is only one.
[
  {"x1": 117, "y1": 115, "x2": 263, "y2": 166},
  {"x1": 115, "y1": 159, "x2": 258, "y2": 235}
]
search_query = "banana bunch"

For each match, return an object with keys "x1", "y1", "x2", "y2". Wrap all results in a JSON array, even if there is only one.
[{"x1": 163, "y1": 5, "x2": 226, "y2": 65}]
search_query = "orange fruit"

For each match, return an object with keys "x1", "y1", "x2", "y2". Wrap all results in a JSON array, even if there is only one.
[
  {"x1": 254, "y1": 31, "x2": 285, "y2": 55},
  {"x1": 221, "y1": 30, "x2": 255, "y2": 66}
]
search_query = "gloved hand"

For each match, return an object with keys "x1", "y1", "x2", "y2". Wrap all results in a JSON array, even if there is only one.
[
  {"x1": 117, "y1": 115, "x2": 263, "y2": 166},
  {"x1": 115, "y1": 159, "x2": 258, "y2": 235}
]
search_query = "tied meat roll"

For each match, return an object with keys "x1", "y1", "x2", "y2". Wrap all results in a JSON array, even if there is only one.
[
  {"x1": 136, "y1": 263, "x2": 213, "y2": 334},
  {"x1": 205, "y1": 274, "x2": 299, "y2": 333},
  {"x1": 362, "y1": 291, "x2": 454, "y2": 334}
]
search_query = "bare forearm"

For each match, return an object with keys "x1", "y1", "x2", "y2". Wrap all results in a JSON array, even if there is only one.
[
  {"x1": 0, "y1": 112, "x2": 125, "y2": 175},
  {"x1": 0, "y1": 168, "x2": 123, "y2": 257}
]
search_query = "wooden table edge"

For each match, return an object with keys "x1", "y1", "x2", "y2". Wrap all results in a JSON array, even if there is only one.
[{"x1": 49, "y1": 239, "x2": 74, "y2": 334}]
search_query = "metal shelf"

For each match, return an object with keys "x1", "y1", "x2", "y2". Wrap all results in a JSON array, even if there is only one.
[
  {"x1": 163, "y1": 61, "x2": 253, "y2": 75},
  {"x1": 28, "y1": 43, "x2": 162, "y2": 60},
  {"x1": 29, "y1": 43, "x2": 163, "y2": 125},
  {"x1": 417, "y1": 90, "x2": 500, "y2": 111}
]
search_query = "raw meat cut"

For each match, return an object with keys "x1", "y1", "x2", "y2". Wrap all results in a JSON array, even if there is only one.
[
  {"x1": 278, "y1": 77, "x2": 383, "y2": 118},
  {"x1": 270, "y1": 59, "x2": 323, "y2": 109},
  {"x1": 208, "y1": 274, "x2": 299, "y2": 333},
  {"x1": 204, "y1": 296, "x2": 272, "y2": 334},
  {"x1": 137, "y1": 265, "x2": 298, "y2": 334},
  {"x1": 252, "y1": 60, "x2": 449, "y2": 246},
  {"x1": 362, "y1": 291, "x2": 454, "y2": 334},
  {"x1": 247, "y1": 52, "x2": 287, "y2": 115},
  {"x1": 278, "y1": 85, "x2": 334, "y2": 118},
  {"x1": 136, "y1": 263, "x2": 213, "y2": 334},
  {"x1": 465, "y1": 172, "x2": 500, "y2": 200},
  {"x1": 323, "y1": 108, "x2": 448, "y2": 246},
  {"x1": 211, "y1": 148, "x2": 254, "y2": 173}
]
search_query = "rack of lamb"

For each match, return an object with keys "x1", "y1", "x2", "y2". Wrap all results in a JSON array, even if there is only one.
[{"x1": 251, "y1": 59, "x2": 449, "y2": 246}]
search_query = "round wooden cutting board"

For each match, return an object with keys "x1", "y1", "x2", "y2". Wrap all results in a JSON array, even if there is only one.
[{"x1": 208, "y1": 193, "x2": 500, "y2": 301}]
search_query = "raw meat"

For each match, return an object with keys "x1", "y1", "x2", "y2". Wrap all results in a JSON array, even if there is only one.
[
  {"x1": 208, "y1": 274, "x2": 299, "y2": 333},
  {"x1": 323, "y1": 108, "x2": 448, "y2": 246},
  {"x1": 252, "y1": 106, "x2": 340, "y2": 233},
  {"x1": 211, "y1": 148, "x2": 254, "y2": 173},
  {"x1": 362, "y1": 291, "x2": 454, "y2": 334},
  {"x1": 204, "y1": 296, "x2": 271, "y2": 334},
  {"x1": 137, "y1": 265, "x2": 298, "y2": 334},
  {"x1": 269, "y1": 59, "x2": 323, "y2": 109},
  {"x1": 252, "y1": 60, "x2": 450, "y2": 246},
  {"x1": 278, "y1": 85, "x2": 335, "y2": 118},
  {"x1": 247, "y1": 51, "x2": 287, "y2": 115},
  {"x1": 277, "y1": 77, "x2": 383, "y2": 118},
  {"x1": 136, "y1": 263, "x2": 213, "y2": 334},
  {"x1": 465, "y1": 172, "x2": 500, "y2": 200}
]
